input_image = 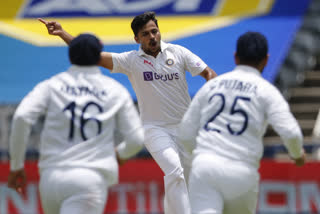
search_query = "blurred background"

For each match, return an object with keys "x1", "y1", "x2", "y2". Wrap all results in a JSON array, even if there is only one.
[{"x1": 1, "y1": 0, "x2": 320, "y2": 213}]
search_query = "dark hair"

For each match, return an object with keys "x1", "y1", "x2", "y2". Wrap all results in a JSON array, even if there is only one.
[
  {"x1": 131, "y1": 11, "x2": 158, "y2": 37},
  {"x1": 236, "y1": 31, "x2": 268, "y2": 66},
  {"x1": 69, "y1": 33, "x2": 103, "y2": 66}
]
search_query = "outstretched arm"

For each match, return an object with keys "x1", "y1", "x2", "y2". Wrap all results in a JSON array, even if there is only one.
[
  {"x1": 199, "y1": 66, "x2": 217, "y2": 81},
  {"x1": 38, "y1": 18, "x2": 114, "y2": 70},
  {"x1": 99, "y1": 52, "x2": 114, "y2": 70},
  {"x1": 38, "y1": 18, "x2": 74, "y2": 45}
]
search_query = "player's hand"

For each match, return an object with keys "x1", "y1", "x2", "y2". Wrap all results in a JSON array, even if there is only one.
[
  {"x1": 8, "y1": 169, "x2": 27, "y2": 195},
  {"x1": 116, "y1": 151, "x2": 127, "y2": 166},
  {"x1": 38, "y1": 18, "x2": 64, "y2": 36},
  {"x1": 292, "y1": 152, "x2": 306, "y2": 167}
]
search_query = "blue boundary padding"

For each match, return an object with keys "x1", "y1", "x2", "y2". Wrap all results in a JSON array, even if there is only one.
[{"x1": 0, "y1": 0, "x2": 311, "y2": 103}]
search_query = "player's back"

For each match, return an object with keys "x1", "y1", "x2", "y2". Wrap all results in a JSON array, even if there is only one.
[
  {"x1": 195, "y1": 65, "x2": 280, "y2": 168},
  {"x1": 38, "y1": 65, "x2": 131, "y2": 175}
]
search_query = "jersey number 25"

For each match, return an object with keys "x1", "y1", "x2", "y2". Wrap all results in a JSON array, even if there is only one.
[{"x1": 204, "y1": 93, "x2": 251, "y2": 135}]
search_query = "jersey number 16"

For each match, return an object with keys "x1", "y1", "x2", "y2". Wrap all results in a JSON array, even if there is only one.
[{"x1": 63, "y1": 101, "x2": 103, "y2": 141}]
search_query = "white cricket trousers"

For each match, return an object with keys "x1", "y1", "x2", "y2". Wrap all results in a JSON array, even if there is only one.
[
  {"x1": 189, "y1": 154, "x2": 259, "y2": 214},
  {"x1": 39, "y1": 167, "x2": 108, "y2": 214},
  {"x1": 144, "y1": 125, "x2": 191, "y2": 214}
]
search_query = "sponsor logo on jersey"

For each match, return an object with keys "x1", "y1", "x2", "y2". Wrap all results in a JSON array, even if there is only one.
[
  {"x1": 143, "y1": 71, "x2": 154, "y2": 81},
  {"x1": 143, "y1": 71, "x2": 179, "y2": 82}
]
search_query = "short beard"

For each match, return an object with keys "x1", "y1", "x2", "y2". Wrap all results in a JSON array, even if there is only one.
[{"x1": 143, "y1": 46, "x2": 161, "y2": 57}]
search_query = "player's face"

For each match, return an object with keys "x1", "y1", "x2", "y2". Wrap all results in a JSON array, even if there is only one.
[{"x1": 135, "y1": 20, "x2": 161, "y2": 57}]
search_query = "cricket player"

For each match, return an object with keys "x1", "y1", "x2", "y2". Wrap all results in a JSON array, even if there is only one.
[
  {"x1": 179, "y1": 31, "x2": 305, "y2": 214},
  {"x1": 8, "y1": 33, "x2": 144, "y2": 214},
  {"x1": 39, "y1": 11, "x2": 217, "y2": 214}
]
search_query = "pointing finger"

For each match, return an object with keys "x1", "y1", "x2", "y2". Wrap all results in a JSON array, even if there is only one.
[{"x1": 38, "y1": 18, "x2": 48, "y2": 25}]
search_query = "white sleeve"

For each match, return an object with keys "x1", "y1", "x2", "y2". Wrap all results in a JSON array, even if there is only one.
[
  {"x1": 180, "y1": 46, "x2": 207, "y2": 77},
  {"x1": 264, "y1": 85, "x2": 304, "y2": 159},
  {"x1": 178, "y1": 85, "x2": 206, "y2": 154},
  {"x1": 313, "y1": 109, "x2": 320, "y2": 138},
  {"x1": 10, "y1": 80, "x2": 50, "y2": 170},
  {"x1": 115, "y1": 89, "x2": 144, "y2": 159},
  {"x1": 111, "y1": 52, "x2": 133, "y2": 75}
]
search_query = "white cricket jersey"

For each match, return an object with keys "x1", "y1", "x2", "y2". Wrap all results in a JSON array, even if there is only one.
[
  {"x1": 111, "y1": 41, "x2": 207, "y2": 126},
  {"x1": 179, "y1": 65, "x2": 304, "y2": 168},
  {"x1": 10, "y1": 65, "x2": 144, "y2": 185}
]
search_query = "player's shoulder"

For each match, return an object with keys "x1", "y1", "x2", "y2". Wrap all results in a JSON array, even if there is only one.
[
  {"x1": 113, "y1": 50, "x2": 139, "y2": 58},
  {"x1": 164, "y1": 43, "x2": 197, "y2": 62},
  {"x1": 27, "y1": 72, "x2": 65, "y2": 95},
  {"x1": 99, "y1": 75, "x2": 130, "y2": 95},
  {"x1": 124, "y1": 50, "x2": 138, "y2": 56},
  {"x1": 39, "y1": 71, "x2": 65, "y2": 86},
  {"x1": 165, "y1": 42, "x2": 188, "y2": 52},
  {"x1": 252, "y1": 74, "x2": 278, "y2": 92},
  {"x1": 111, "y1": 50, "x2": 138, "y2": 66},
  {"x1": 53, "y1": 71, "x2": 67, "y2": 78},
  {"x1": 209, "y1": 70, "x2": 234, "y2": 82},
  {"x1": 200, "y1": 71, "x2": 231, "y2": 91},
  {"x1": 107, "y1": 79, "x2": 132, "y2": 103},
  {"x1": 102, "y1": 75, "x2": 124, "y2": 88},
  {"x1": 44, "y1": 71, "x2": 71, "y2": 87}
]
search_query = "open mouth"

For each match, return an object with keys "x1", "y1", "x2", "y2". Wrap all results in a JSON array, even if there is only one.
[{"x1": 150, "y1": 41, "x2": 157, "y2": 47}]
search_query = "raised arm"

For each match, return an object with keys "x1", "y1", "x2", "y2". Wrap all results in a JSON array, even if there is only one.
[
  {"x1": 199, "y1": 66, "x2": 217, "y2": 81},
  {"x1": 99, "y1": 52, "x2": 114, "y2": 70},
  {"x1": 38, "y1": 18, "x2": 74, "y2": 44},
  {"x1": 38, "y1": 18, "x2": 114, "y2": 70}
]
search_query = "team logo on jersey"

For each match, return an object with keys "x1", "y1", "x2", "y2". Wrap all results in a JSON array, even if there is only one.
[{"x1": 166, "y1": 59, "x2": 174, "y2": 66}]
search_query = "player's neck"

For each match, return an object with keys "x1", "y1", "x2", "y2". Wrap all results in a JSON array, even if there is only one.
[{"x1": 142, "y1": 47, "x2": 161, "y2": 58}]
